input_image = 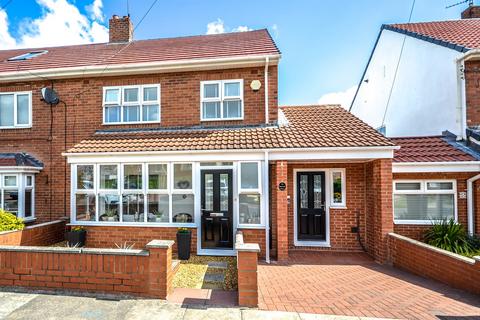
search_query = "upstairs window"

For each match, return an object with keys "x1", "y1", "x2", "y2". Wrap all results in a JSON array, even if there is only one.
[
  {"x1": 0, "y1": 92, "x2": 31, "y2": 129},
  {"x1": 103, "y1": 85, "x2": 160, "y2": 124},
  {"x1": 201, "y1": 80, "x2": 243, "y2": 121}
]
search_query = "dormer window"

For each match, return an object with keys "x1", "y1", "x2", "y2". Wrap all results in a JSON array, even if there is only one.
[
  {"x1": 103, "y1": 85, "x2": 160, "y2": 125},
  {"x1": 201, "y1": 80, "x2": 243, "y2": 121},
  {"x1": 7, "y1": 50, "x2": 48, "y2": 61}
]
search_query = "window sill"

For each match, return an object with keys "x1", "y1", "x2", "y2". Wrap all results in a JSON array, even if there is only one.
[
  {"x1": 22, "y1": 217, "x2": 36, "y2": 223},
  {"x1": 200, "y1": 117, "x2": 244, "y2": 122},
  {"x1": 394, "y1": 220, "x2": 448, "y2": 225},
  {"x1": 237, "y1": 225, "x2": 265, "y2": 230},
  {"x1": 102, "y1": 121, "x2": 161, "y2": 126},
  {"x1": 0, "y1": 126, "x2": 32, "y2": 130},
  {"x1": 69, "y1": 222, "x2": 197, "y2": 228},
  {"x1": 330, "y1": 206, "x2": 347, "y2": 210}
]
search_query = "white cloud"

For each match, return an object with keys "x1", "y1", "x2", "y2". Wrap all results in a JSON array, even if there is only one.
[
  {"x1": 86, "y1": 0, "x2": 104, "y2": 22},
  {"x1": 271, "y1": 24, "x2": 279, "y2": 38},
  {"x1": 317, "y1": 85, "x2": 358, "y2": 109},
  {"x1": 206, "y1": 18, "x2": 252, "y2": 35},
  {"x1": 0, "y1": 0, "x2": 108, "y2": 50},
  {"x1": 232, "y1": 25, "x2": 252, "y2": 32},
  {"x1": 206, "y1": 18, "x2": 226, "y2": 35}
]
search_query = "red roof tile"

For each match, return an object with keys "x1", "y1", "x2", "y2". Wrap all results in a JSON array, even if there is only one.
[
  {"x1": 0, "y1": 29, "x2": 280, "y2": 74},
  {"x1": 67, "y1": 105, "x2": 394, "y2": 154},
  {"x1": 386, "y1": 19, "x2": 480, "y2": 51},
  {"x1": 392, "y1": 136, "x2": 476, "y2": 163}
]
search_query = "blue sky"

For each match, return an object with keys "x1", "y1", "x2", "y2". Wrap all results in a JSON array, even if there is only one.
[{"x1": 0, "y1": 0, "x2": 469, "y2": 106}]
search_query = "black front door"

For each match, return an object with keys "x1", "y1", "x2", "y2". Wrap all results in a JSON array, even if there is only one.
[
  {"x1": 201, "y1": 169, "x2": 233, "y2": 249},
  {"x1": 297, "y1": 172, "x2": 326, "y2": 241}
]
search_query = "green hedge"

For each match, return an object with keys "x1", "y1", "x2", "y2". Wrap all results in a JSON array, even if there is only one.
[{"x1": 0, "y1": 209, "x2": 25, "y2": 232}]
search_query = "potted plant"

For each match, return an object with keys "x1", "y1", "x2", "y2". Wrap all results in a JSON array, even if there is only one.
[
  {"x1": 176, "y1": 227, "x2": 191, "y2": 260},
  {"x1": 101, "y1": 209, "x2": 118, "y2": 222},
  {"x1": 65, "y1": 226, "x2": 87, "y2": 247}
]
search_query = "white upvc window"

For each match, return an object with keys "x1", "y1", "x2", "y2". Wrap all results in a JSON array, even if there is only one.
[
  {"x1": 393, "y1": 180, "x2": 457, "y2": 225},
  {"x1": 330, "y1": 169, "x2": 346, "y2": 207},
  {"x1": 200, "y1": 80, "x2": 243, "y2": 121},
  {"x1": 72, "y1": 162, "x2": 195, "y2": 225},
  {"x1": 0, "y1": 173, "x2": 35, "y2": 220},
  {"x1": 0, "y1": 92, "x2": 32, "y2": 129},
  {"x1": 238, "y1": 161, "x2": 262, "y2": 226},
  {"x1": 103, "y1": 84, "x2": 160, "y2": 124}
]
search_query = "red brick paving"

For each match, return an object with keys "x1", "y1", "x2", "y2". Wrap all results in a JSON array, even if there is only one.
[{"x1": 258, "y1": 252, "x2": 480, "y2": 319}]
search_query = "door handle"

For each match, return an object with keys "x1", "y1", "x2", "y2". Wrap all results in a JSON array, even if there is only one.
[{"x1": 205, "y1": 217, "x2": 213, "y2": 221}]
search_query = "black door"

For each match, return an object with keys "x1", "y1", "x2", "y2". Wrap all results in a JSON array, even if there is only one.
[
  {"x1": 201, "y1": 169, "x2": 233, "y2": 249},
  {"x1": 297, "y1": 172, "x2": 326, "y2": 240}
]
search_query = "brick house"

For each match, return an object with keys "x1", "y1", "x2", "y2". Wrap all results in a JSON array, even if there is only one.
[
  {"x1": 2, "y1": 14, "x2": 466, "y2": 264},
  {"x1": 349, "y1": 5, "x2": 480, "y2": 238}
]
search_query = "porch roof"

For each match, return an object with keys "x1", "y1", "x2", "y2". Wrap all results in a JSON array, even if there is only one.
[
  {"x1": 66, "y1": 105, "x2": 394, "y2": 154},
  {"x1": 392, "y1": 136, "x2": 478, "y2": 163},
  {"x1": 0, "y1": 153, "x2": 43, "y2": 168}
]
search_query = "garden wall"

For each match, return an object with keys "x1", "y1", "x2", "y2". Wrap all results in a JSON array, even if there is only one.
[
  {"x1": 0, "y1": 220, "x2": 66, "y2": 246},
  {"x1": 388, "y1": 233, "x2": 480, "y2": 295},
  {"x1": 0, "y1": 240, "x2": 176, "y2": 299}
]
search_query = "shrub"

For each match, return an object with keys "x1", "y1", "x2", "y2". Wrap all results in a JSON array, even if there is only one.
[
  {"x1": 0, "y1": 209, "x2": 25, "y2": 232},
  {"x1": 424, "y1": 219, "x2": 473, "y2": 255}
]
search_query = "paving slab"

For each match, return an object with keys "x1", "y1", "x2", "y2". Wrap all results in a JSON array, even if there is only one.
[
  {"x1": 121, "y1": 299, "x2": 186, "y2": 320},
  {"x1": 183, "y1": 307, "x2": 241, "y2": 320},
  {"x1": 242, "y1": 309, "x2": 302, "y2": 320},
  {"x1": 207, "y1": 261, "x2": 228, "y2": 269},
  {"x1": 0, "y1": 292, "x2": 37, "y2": 319}
]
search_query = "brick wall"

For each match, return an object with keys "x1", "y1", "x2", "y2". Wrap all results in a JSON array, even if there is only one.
[
  {"x1": 392, "y1": 172, "x2": 478, "y2": 239},
  {"x1": 465, "y1": 60, "x2": 480, "y2": 128},
  {"x1": 0, "y1": 240, "x2": 175, "y2": 298},
  {"x1": 388, "y1": 233, "x2": 480, "y2": 295},
  {"x1": 0, "y1": 66, "x2": 278, "y2": 223},
  {"x1": 0, "y1": 220, "x2": 65, "y2": 246},
  {"x1": 83, "y1": 226, "x2": 197, "y2": 254},
  {"x1": 239, "y1": 228, "x2": 266, "y2": 259},
  {"x1": 235, "y1": 231, "x2": 260, "y2": 307},
  {"x1": 365, "y1": 159, "x2": 393, "y2": 263},
  {"x1": 109, "y1": 15, "x2": 133, "y2": 43}
]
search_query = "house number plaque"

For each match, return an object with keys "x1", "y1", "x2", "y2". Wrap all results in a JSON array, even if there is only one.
[{"x1": 279, "y1": 182, "x2": 286, "y2": 191}]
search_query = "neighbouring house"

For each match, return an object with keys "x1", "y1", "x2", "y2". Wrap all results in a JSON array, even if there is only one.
[
  {"x1": 350, "y1": 5, "x2": 480, "y2": 236},
  {"x1": 0, "y1": 14, "x2": 402, "y2": 263}
]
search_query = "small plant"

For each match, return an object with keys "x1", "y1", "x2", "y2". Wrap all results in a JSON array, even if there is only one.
[
  {"x1": 65, "y1": 242, "x2": 80, "y2": 248},
  {"x1": 114, "y1": 242, "x2": 135, "y2": 250},
  {"x1": 0, "y1": 209, "x2": 25, "y2": 231},
  {"x1": 71, "y1": 226, "x2": 86, "y2": 232},
  {"x1": 424, "y1": 219, "x2": 474, "y2": 255},
  {"x1": 177, "y1": 227, "x2": 190, "y2": 234},
  {"x1": 104, "y1": 209, "x2": 117, "y2": 217}
]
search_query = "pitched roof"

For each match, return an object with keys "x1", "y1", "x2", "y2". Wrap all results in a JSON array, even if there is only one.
[
  {"x1": 384, "y1": 19, "x2": 480, "y2": 52},
  {"x1": 0, "y1": 29, "x2": 280, "y2": 74},
  {"x1": 66, "y1": 105, "x2": 394, "y2": 154},
  {"x1": 392, "y1": 136, "x2": 477, "y2": 163},
  {"x1": 0, "y1": 153, "x2": 44, "y2": 168}
]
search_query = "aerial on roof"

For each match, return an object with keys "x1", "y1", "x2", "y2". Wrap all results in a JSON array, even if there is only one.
[
  {"x1": 66, "y1": 105, "x2": 394, "y2": 154},
  {"x1": 0, "y1": 153, "x2": 44, "y2": 168},
  {"x1": 384, "y1": 19, "x2": 480, "y2": 52},
  {"x1": 392, "y1": 136, "x2": 477, "y2": 163},
  {"x1": 0, "y1": 29, "x2": 280, "y2": 74}
]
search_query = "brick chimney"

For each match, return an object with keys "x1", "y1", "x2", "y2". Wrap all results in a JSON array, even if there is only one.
[
  {"x1": 462, "y1": 5, "x2": 480, "y2": 19},
  {"x1": 109, "y1": 15, "x2": 133, "y2": 43}
]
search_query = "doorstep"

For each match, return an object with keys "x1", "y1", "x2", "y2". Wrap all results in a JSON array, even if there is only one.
[{"x1": 167, "y1": 288, "x2": 237, "y2": 307}]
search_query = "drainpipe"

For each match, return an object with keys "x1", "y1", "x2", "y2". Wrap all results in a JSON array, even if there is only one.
[
  {"x1": 456, "y1": 58, "x2": 467, "y2": 140},
  {"x1": 264, "y1": 150, "x2": 270, "y2": 263},
  {"x1": 467, "y1": 174, "x2": 480, "y2": 235},
  {"x1": 264, "y1": 57, "x2": 269, "y2": 124}
]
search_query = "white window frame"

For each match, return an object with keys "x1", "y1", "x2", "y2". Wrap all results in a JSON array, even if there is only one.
[
  {"x1": 200, "y1": 79, "x2": 244, "y2": 121},
  {"x1": 0, "y1": 91, "x2": 32, "y2": 129},
  {"x1": 393, "y1": 179, "x2": 458, "y2": 225},
  {"x1": 102, "y1": 84, "x2": 161, "y2": 125},
  {"x1": 330, "y1": 169, "x2": 346, "y2": 208},
  {"x1": 237, "y1": 161, "x2": 263, "y2": 228},
  {"x1": 0, "y1": 173, "x2": 35, "y2": 221},
  {"x1": 72, "y1": 162, "x2": 195, "y2": 227}
]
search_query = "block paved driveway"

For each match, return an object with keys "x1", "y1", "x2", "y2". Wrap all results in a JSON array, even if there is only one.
[{"x1": 258, "y1": 252, "x2": 480, "y2": 320}]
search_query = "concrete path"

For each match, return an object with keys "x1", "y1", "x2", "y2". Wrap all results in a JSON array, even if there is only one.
[{"x1": 0, "y1": 291, "x2": 395, "y2": 320}]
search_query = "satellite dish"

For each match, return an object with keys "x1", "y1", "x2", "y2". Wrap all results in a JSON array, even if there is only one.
[{"x1": 41, "y1": 87, "x2": 60, "y2": 105}]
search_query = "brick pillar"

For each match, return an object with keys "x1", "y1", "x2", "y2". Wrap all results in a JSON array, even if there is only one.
[
  {"x1": 146, "y1": 240, "x2": 174, "y2": 299},
  {"x1": 370, "y1": 159, "x2": 394, "y2": 264},
  {"x1": 235, "y1": 232, "x2": 260, "y2": 307},
  {"x1": 275, "y1": 160, "x2": 289, "y2": 261}
]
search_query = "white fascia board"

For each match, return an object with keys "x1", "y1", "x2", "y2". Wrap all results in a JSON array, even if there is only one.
[
  {"x1": 457, "y1": 49, "x2": 480, "y2": 62},
  {"x1": 64, "y1": 146, "x2": 397, "y2": 163},
  {"x1": 0, "y1": 54, "x2": 281, "y2": 83},
  {"x1": 0, "y1": 166, "x2": 43, "y2": 173},
  {"x1": 393, "y1": 161, "x2": 480, "y2": 173}
]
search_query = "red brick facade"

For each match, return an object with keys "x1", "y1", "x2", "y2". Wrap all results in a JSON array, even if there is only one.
[
  {"x1": 0, "y1": 220, "x2": 66, "y2": 246},
  {"x1": 0, "y1": 66, "x2": 278, "y2": 223},
  {"x1": 465, "y1": 60, "x2": 480, "y2": 128},
  {"x1": 392, "y1": 172, "x2": 478, "y2": 240}
]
